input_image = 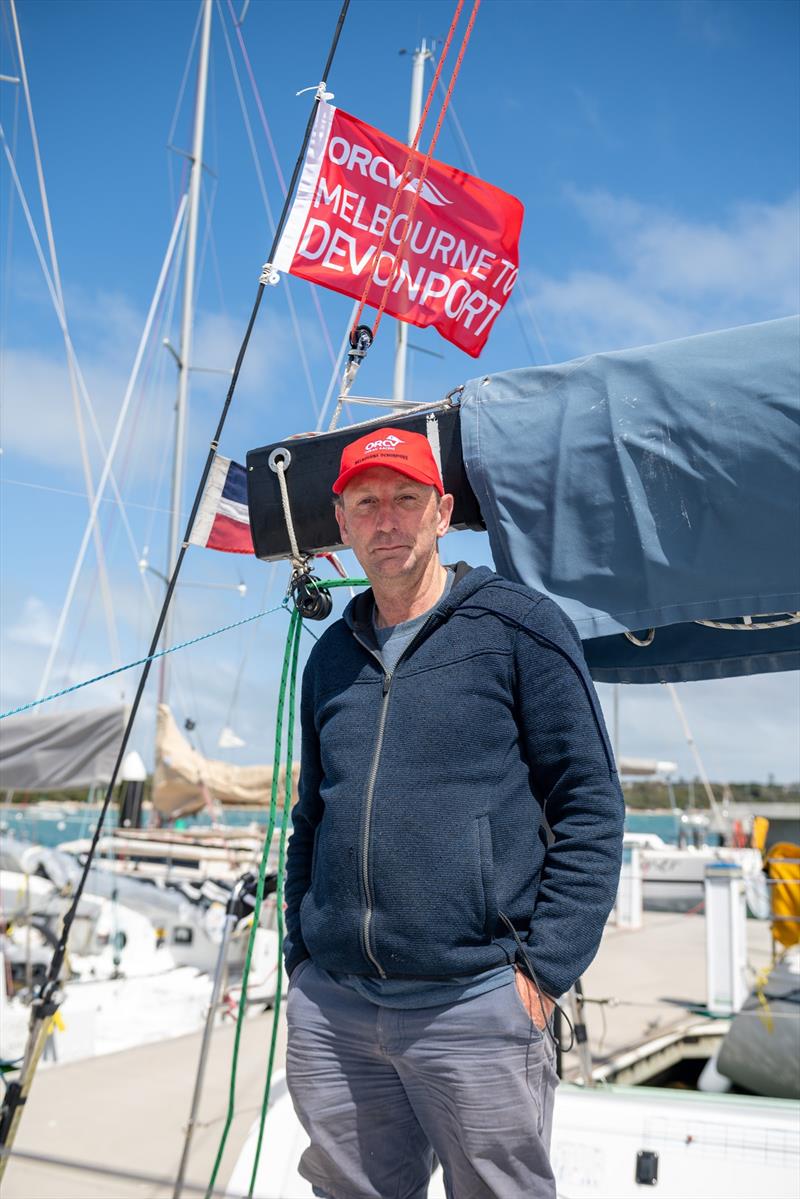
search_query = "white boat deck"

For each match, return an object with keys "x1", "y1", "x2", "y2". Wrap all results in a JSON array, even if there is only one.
[{"x1": 2, "y1": 911, "x2": 774, "y2": 1199}]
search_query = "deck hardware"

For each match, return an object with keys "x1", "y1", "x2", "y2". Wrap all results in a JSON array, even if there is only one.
[{"x1": 635, "y1": 1150, "x2": 659, "y2": 1185}]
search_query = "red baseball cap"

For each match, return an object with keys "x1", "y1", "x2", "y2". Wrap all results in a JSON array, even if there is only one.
[{"x1": 332, "y1": 427, "x2": 444, "y2": 496}]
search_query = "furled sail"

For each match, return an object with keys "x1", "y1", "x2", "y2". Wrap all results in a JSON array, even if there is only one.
[
  {"x1": 459, "y1": 317, "x2": 800, "y2": 683},
  {"x1": 153, "y1": 704, "x2": 297, "y2": 817}
]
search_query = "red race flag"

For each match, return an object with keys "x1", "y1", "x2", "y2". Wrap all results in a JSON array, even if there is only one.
[{"x1": 273, "y1": 105, "x2": 524, "y2": 358}]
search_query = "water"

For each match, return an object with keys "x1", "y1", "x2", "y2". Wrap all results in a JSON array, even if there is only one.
[
  {"x1": 3, "y1": 804, "x2": 687, "y2": 850},
  {"x1": 1, "y1": 803, "x2": 273, "y2": 849},
  {"x1": 624, "y1": 810, "x2": 683, "y2": 844}
]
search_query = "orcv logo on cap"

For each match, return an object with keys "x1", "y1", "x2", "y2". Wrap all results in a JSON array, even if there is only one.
[{"x1": 332, "y1": 427, "x2": 444, "y2": 496}]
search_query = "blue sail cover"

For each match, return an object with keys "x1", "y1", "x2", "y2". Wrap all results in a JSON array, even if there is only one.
[{"x1": 459, "y1": 317, "x2": 800, "y2": 683}]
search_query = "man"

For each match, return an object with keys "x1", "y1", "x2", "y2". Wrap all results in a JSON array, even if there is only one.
[{"x1": 284, "y1": 427, "x2": 624, "y2": 1199}]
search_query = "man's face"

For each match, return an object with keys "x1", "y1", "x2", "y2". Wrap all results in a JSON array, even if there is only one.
[{"x1": 335, "y1": 467, "x2": 454, "y2": 583}]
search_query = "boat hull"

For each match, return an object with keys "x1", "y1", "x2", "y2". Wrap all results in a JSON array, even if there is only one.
[{"x1": 228, "y1": 1070, "x2": 800, "y2": 1199}]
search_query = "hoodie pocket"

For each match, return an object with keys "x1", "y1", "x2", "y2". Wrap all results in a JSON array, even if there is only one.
[
  {"x1": 477, "y1": 815, "x2": 498, "y2": 940},
  {"x1": 309, "y1": 823, "x2": 322, "y2": 889}
]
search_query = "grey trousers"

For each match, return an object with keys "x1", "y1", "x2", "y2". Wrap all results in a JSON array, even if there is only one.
[{"x1": 286, "y1": 960, "x2": 558, "y2": 1199}]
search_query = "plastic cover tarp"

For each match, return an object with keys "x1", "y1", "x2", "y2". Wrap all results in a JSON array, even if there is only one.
[
  {"x1": 0, "y1": 705, "x2": 127, "y2": 790},
  {"x1": 717, "y1": 953, "x2": 800, "y2": 1099},
  {"x1": 460, "y1": 317, "x2": 800, "y2": 683}
]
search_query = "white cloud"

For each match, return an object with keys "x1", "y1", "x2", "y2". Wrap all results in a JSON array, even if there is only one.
[
  {"x1": 6, "y1": 595, "x2": 55, "y2": 648},
  {"x1": 598, "y1": 674, "x2": 800, "y2": 784},
  {"x1": 525, "y1": 190, "x2": 800, "y2": 357},
  {"x1": 677, "y1": 0, "x2": 736, "y2": 48},
  {"x1": 0, "y1": 293, "x2": 320, "y2": 483}
]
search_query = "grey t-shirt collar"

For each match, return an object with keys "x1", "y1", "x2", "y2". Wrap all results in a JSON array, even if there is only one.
[{"x1": 371, "y1": 567, "x2": 455, "y2": 675}]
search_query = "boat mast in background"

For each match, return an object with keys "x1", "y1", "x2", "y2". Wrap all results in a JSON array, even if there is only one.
[
  {"x1": 666, "y1": 682, "x2": 726, "y2": 831},
  {"x1": 160, "y1": 0, "x2": 213, "y2": 706},
  {"x1": 393, "y1": 38, "x2": 433, "y2": 405}
]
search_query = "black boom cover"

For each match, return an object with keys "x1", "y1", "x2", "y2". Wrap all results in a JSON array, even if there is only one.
[{"x1": 246, "y1": 407, "x2": 484, "y2": 562}]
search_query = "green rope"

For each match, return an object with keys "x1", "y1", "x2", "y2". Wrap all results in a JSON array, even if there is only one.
[
  {"x1": 205, "y1": 605, "x2": 300, "y2": 1198},
  {"x1": 249, "y1": 607, "x2": 302, "y2": 1195},
  {"x1": 205, "y1": 575, "x2": 368, "y2": 1197},
  {"x1": 309, "y1": 577, "x2": 369, "y2": 590}
]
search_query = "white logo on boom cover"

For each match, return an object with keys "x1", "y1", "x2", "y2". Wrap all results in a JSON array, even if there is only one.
[
  {"x1": 365, "y1": 435, "x2": 404, "y2": 453},
  {"x1": 403, "y1": 178, "x2": 452, "y2": 207}
]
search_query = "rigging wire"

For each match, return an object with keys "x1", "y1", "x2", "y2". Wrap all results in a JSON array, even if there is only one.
[
  {"x1": 350, "y1": 0, "x2": 468, "y2": 336},
  {"x1": 0, "y1": 69, "x2": 20, "y2": 409},
  {"x1": 167, "y1": 0, "x2": 205, "y2": 214},
  {"x1": 0, "y1": 477, "x2": 179, "y2": 515},
  {"x1": 194, "y1": 172, "x2": 221, "y2": 328},
  {"x1": 144, "y1": 207, "x2": 191, "y2": 554},
  {"x1": 8, "y1": 0, "x2": 121, "y2": 671},
  {"x1": 205, "y1": 605, "x2": 301, "y2": 1197},
  {"x1": 0, "y1": 128, "x2": 189, "y2": 694},
  {"x1": 425, "y1": 53, "x2": 553, "y2": 365},
  {"x1": 205, "y1": 576, "x2": 369, "y2": 1197},
  {"x1": 61, "y1": 204, "x2": 190, "y2": 699},
  {"x1": 351, "y1": 0, "x2": 480, "y2": 342},
  {"x1": 223, "y1": 0, "x2": 338, "y2": 372},
  {"x1": 222, "y1": 563, "x2": 278, "y2": 734},
  {"x1": 203, "y1": 183, "x2": 231, "y2": 320},
  {"x1": 30, "y1": 190, "x2": 190, "y2": 703},
  {"x1": 0, "y1": 602, "x2": 286, "y2": 722},
  {"x1": 0, "y1": 0, "x2": 352, "y2": 1166},
  {"x1": 247, "y1": 613, "x2": 301, "y2": 1196},
  {"x1": 216, "y1": 0, "x2": 321, "y2": 418},
  {"x1": 315, "y1": 299, "x2": 361, "y2": 430}
]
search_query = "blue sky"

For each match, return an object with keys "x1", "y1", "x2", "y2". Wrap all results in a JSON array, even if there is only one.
[{"x1": 1, "y1": 0, "x2": 798, "y2": 783}]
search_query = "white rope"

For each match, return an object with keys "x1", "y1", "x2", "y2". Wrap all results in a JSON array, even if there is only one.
[
  {"x1": 426, "y1": 412, "x2": 443, "y2": 480},
  {"x1": 695, "y1": 612, "x2": 800, "y2": 631},
  {"x1": 322, "y1": 397, "x2": 456, "y2": 439},
  {"x1": 342, "y1": 395, "x2": 430, "y2": 409},
  {"x1": 274, "y1": 457, "x2": 304, "y2": 568},
  {"x1": 624, "y1": 628, "x2": 655, "y2": 647},
  {"x1": 623, "y1": 611, "x2": 800, "y2": 649},
  {"x1": 35, "y1": 195, "x2": 189, "y2": 702},
  {"x1": 328, "y1": 354, "x2": 364, "y2": 431}
]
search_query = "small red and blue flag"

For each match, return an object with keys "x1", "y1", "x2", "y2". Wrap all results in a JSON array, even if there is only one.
[{"x1": 189, "y1": 456, "x2": 254, "y2": 554}]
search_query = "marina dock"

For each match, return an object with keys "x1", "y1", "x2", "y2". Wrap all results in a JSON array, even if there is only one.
[{"x1": 3, "y1": 911, "x2": 774, "y2": 1199}]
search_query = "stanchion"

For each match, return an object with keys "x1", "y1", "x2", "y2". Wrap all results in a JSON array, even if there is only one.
[
  {"x1": 172, "y1": 873, "x2": 258, "y2": 1199},
  {"x1": 704, "y1": 862, "x2": 748, "y2": 1015},
  {"x1": 615, "y1": 844, "x2": 643, "y2": 929}
]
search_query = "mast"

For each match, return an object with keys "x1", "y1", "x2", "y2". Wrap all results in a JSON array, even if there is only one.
[
  {"x1": 392, "y1": 38, "x2": 432, "y2": 405},
  {"x1": 160, "y1": 0, "x2": 213, "y2": 705}
]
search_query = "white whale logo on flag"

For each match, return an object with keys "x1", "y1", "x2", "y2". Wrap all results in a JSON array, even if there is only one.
[
  {"x1": 273, "y1": 104, "x2": 524, "y2": 359},
  {"x1": 402, "y1": 178, "x2": 452, "y2": 206}
]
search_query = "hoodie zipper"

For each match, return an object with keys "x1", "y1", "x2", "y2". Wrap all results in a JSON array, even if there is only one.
[
  {"x1": 351, "y1": 615, "x2": 440, "y2": 979},
  {"x1": 359, "y1": 670, "x2": 392, "y2": 977}
]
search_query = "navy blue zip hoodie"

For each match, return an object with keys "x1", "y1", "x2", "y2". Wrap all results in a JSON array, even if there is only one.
[{"x1": 284, "y1": 563, "x2": 624, "y2": 998}]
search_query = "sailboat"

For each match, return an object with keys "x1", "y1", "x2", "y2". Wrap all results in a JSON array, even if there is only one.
[{"x1": 1, "y1": 1, "x2": 798, "y2": 1196}]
